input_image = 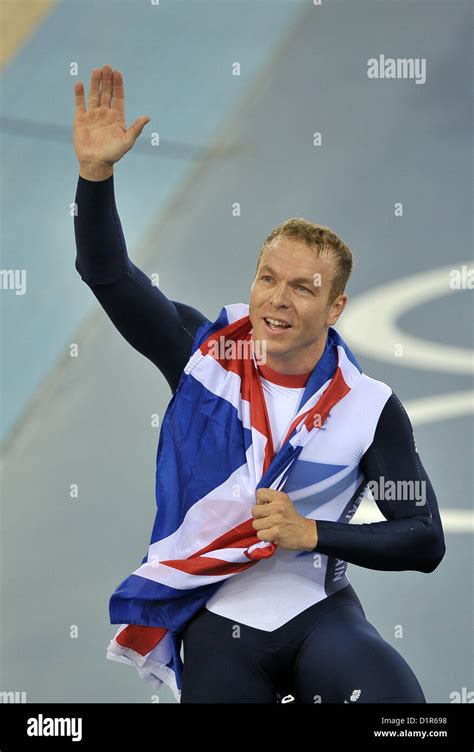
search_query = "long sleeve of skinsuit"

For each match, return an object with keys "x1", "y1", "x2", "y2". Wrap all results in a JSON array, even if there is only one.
[
  {"x1": 73, "y1": 173, "x2": 209, "y2": 393},
  {"x1": 313, "y1": 393, "x2": 446, "y2": 574},
  {"x1": 73, "y1": 174, "x2": 445, "y2": 575}
]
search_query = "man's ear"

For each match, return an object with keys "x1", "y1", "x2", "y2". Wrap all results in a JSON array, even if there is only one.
[{"x1": 327, "y1": 293, "x2": 348, "y2": 326}]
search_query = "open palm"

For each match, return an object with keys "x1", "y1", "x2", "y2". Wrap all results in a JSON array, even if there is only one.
[{"x1": 73, "y1": 64, "x2": 149, "y2": 167}]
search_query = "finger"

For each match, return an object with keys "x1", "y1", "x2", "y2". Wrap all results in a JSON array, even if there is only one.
[
  {"x1": 74, "y1": 80, "x2": 85, "y2": 114},
  {"x1": 252, "y1": 503, "x2": 272, "y2": 518},
  {"x1": 126, "y1": 116, "x2": 150, "y2": 145},
  {"x1": 88, "y1": 68, "x2": 102, "y2": 110},
  {"x1": 111, "y1": 69, "x2": 125, "y2": 120},
  {"x1": 252, "y1": 515, "x2": 273, "y2": 530},
  {"x1": 256, "y1": 488, "x2": 273, "y2": 504},
  {"x1": 256, "y1": 527, "x2": 277, "y2": 543},
  {"x1": 100, "y1": 64, "x2": 113, "y2": 107}
]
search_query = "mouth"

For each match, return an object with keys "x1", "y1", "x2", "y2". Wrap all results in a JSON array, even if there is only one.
[{"x1": 262, "y1": 316, "x2": 292, "y2": 334}]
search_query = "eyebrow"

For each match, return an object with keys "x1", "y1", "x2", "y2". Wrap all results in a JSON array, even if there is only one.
[{"x1": 258, "y1": 264, "x2": 316, "y2": 286}]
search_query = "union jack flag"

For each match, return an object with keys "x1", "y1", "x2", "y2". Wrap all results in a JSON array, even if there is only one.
[{"x1": 106, "y1": 303, "x2": 359, "y2": 701}]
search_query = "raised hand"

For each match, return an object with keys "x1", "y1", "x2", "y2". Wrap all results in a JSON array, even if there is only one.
[{"x1": 73, "y1": 64, "x2": 150, "y2": 179}]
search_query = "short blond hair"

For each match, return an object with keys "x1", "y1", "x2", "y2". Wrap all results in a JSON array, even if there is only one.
[{"x1": 256, "y1": 218, "x2": 353, "y2": 303}]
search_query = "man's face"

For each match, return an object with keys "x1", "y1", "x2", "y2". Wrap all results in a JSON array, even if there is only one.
[{"x1": 249, "y1": 236, "x2": 347, "y2": 373}]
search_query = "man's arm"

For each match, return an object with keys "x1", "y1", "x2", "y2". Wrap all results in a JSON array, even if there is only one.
[
  {"x1": 74, "y1": 173, "x2": 209, "y2": 393},
  {"x1": 72, "y1": 66, "x2": 209, "y2": 391},
  {"x1": 313, "y1": 392, "x2": 446, "y2": 573}
]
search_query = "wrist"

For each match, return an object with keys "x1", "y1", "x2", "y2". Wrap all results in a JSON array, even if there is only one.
[
  {"x1": 79, "y1": 161, "x2": 114, "y2": 182},
  {"x1": 303, "y1": 518, "x2": 318, "y2": 551}
]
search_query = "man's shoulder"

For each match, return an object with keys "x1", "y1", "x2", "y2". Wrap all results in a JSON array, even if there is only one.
[{"x1": 354, "y1": 371, "x2": 393, "y2": 401}]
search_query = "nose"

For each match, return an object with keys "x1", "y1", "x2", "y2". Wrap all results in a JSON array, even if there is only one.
[{"x1": 270, "y1": 283, "x2": 290, "y2": 308}]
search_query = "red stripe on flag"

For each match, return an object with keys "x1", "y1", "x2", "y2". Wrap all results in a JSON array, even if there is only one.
[
  {"x1": 190, "y1": 518, "x2": 276, "y2": 558},
  {"x1": 199, "y1": 316, "x2": 275, "y2": 470},
  {"x1": 161, "y1": 556, "x2": 255, "y2": 576},
  {"x1": 281, "y1": 365, "x2": 350, "y2": 445},
  {"x1": 115, "y1": 624, "x2": 167, "y2": 656}
]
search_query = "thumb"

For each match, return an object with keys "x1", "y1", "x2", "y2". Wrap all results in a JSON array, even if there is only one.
[{"x1": 126, "y1": 116, "x2": 150, "y2": 146}]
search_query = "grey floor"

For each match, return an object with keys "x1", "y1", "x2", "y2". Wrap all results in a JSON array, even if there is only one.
[{"x1": 1, "y1": 0, "x2": 472, "y2": 703}]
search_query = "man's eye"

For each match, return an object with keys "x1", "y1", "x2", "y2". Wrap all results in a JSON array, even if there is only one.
[
  {"x1": 261, "y1": 275, "x2": 273, "y2": 282},
  {"x1": 296, "y1": 285, "x2": 310, "y2": 293}
]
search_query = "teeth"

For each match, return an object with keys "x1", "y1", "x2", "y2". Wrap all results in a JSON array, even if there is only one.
[{"x1": 265, "y1": 317, "x2": 290, "y2": 328}]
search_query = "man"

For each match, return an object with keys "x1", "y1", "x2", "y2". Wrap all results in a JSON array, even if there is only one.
[{"x1": 73, "y1": 65, "x2": 445, "y2": 703}]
